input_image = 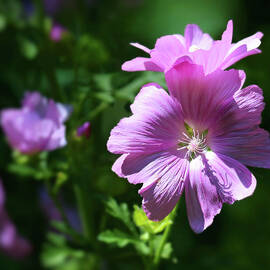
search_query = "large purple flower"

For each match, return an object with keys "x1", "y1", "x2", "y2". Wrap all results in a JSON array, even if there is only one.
[
  {"x1": 107, "y1": 61, "x2": 270, "y2": 233},
  {"x1": 0, "y1": 180, "x2": 32, "y2": 258},
  {"x1": 122, "y1": 20, "x2": 263, "y2": 75},
  {"x1": 1, "y1": 92, "x2": 71, "y2": 154}
]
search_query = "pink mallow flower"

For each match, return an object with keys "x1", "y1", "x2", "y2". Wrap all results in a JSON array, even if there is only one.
[
  {"x1": 50, "y1": 24, "x2": 67, "y2": 42},
  {"x1": 0, "y1": 180, "x2": 32, "y2": 258},
  {"x1": 1, "y1": 92, "x2": 72, "y2": 154},
  {"x1": 107, "y1": 61, "x2": 270, "y2": 233},
  {"x1": 122, "y1": 20, "x2": 263, "y2": 75},
  {"x1": 77, "y1": 122, "x2": 91, "y2": 139}
]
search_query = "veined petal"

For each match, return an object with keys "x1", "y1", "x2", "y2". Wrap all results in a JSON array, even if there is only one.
[
  {"x1": 227, "y1": 31, "x2": 263, "y2": 55},
  {"x1": 211, "y1": 128, "x2": 270, "y2": 168},
  {"x1": 184, "y1": 24, "x2": 213, "y2": 51},
  {"x1": 121, "y1": 57, "x2": 162, "y2": 72},
  {"x1": 186, "y1": 151, "x2": 256, "y2": 233},
  {"x1": 211, "y1": 85, "x2": 264, "y2": 135},
  {"x1": 107, "y1": 84, "x2": 184, "y2": 154},
  {"x1": 185, "y1": 154, "x2": 222, "y2": 234},
  {"x1": 222, "y1": 46, "x2": 261, "y2": 70},
  {"x1": 150, "y1": 35, "x2": 186, "y2": 71},
  {"x1": 113, "y1": 149, "x2": 185, "y2": 185},
  {"x1": 209, "y1": 84, "x2": 270, "y2": 168},
  {"x1": 165, "y1": 61, "x2": 242, "y2": 130},
  {"x1": 138, "y1": 151, "x2": 189, "y2": 221}
]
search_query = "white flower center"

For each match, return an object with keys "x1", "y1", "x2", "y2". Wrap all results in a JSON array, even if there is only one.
[{"x1": 178, "y1": 130, "x2": 207, "y2": 159}]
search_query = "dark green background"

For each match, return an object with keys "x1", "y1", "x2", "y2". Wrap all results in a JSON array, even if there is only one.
[{"x1": 0, "y1": 0, "x2": 269, "y2": 269}]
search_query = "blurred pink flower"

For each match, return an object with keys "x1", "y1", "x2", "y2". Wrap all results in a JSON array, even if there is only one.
[
  {"x1": 0, "y1": 180, "x2": 32, "y2": 258},
  {"x1": 50, "y1": 23, "x2": 67, "y2": 42},
  {"x1": 77, "y1": 122, "x2": 91, "y2": 139},
  {"x1": 1, "y1": 92, "x2": 72, "y2": 154},
  {"x1": 108, "y1": 61, "x2": 270, "y2": 233},
  {"x1": 122, "y1": 20, "x2": 263, "y2": 74}
]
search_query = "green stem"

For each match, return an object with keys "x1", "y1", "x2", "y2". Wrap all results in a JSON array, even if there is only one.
[
  {"x1": 45, "y1": 179, "x2": 69, "y2": 225},
  {"x1": 152, "y1": 204, "x2": 179, "y2": 269},
  {"x1": 73, "y1": 183, "x2": 94, "y2": 243}
]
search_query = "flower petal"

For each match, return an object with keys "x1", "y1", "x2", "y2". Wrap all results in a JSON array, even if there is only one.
[
  {"x1": 107, "y1": 84, "x2": 184, "y2": 154},
  {"x1": 130, "y1": 42, "x2": 151, "y2": 53},
  {"x1": 138, "y1": 151, "x2": 189, "y2": 221},
  {"x1": 121, "y1": 57, "x2": 162, "y2": 72},
  {"x1": 165, "y1": 61, "x2": 242, "y2": 130},
  {"x1": 113, "y1": 149, "x2": 185, "y2": 185},
  {"x1": 150, "y1": 35, "x2": 186, "y2": 71},
  {"x1": 184, "y1": 24, "x2": 213, "y2": 51},
  {"x1": 186, "y1": 151, "x2": 256, "y2": 233},
  {"x1": 209, "y1": 85, "x2": 270, "y2": 168}
]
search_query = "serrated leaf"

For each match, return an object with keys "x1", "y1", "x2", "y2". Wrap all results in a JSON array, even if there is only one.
[
  {"x1": 105, "y1": 198, "x2": 136, "y2": 234},
  {"x1": 98, "y1": 229, "x2": 136, "y2": 247},
  {"x1": 133, "y1": 205, "x2": 172, "y2": 234},
  {"x1": 98, "y1": 229, "x2": 149, "y2": 255}
]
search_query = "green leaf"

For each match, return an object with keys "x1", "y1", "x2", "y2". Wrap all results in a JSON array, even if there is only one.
[
  {"x1": 98, "y1": 229, "x2": 149, "y2": 255},
  {"x1": 20, "y1": 38, "x2": 38, "y2": 60},
  {"x1": 105, "y1": 197, "x2": 136, "y2": 234},
  {"x1": 0, "y1": 14, "x2": 7, "y2": 32},
  {"x1": 47, "y1": 232, "x2": 67, "y2": 247},
  {"x1": 115, "y1": 72, "x2": 166, "y2": 101},
  {"x1": 8, "y1": 163, "x2": 38, "y2": 178},
  {"x1": 93, "y1": 73, "x2": 113, "y2": 92},
  {"x1": 151, "y1": 236, "x2": 173, "y2": 260},
  {"x1": 133, "y1": 205, "x2": 172, "y2": 234},
  {"x1": 98, "y1": 229, "x2": 136, "y2": 247},
  {"x1": 53, "y1": 172, "x2": 68, "y2": 193},
  {"x1": 41, "y1": 232, "x2": 95, "y2": 270},
  {"x1": 161, "y1": 243, "x2": 173, "y2": 259},
  {"x1": 42, "y1": 245, "x2": 71, "y2": 268}
]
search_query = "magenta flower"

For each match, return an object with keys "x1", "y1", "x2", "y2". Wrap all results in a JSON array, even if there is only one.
[
  {"x1": 122, "y1": 20, "x2": 263, "y2": 74},
  {"x1": 107, "y1": 61, "x2": 270, "y2": 233},
  {"x1": 77, "y1": 122, "x2": 91, "y2": 138},
  {"x1": 1, "y1": 92, "x2": 72, "y2": 154},
  {"x1": 50, "y1": 23, "x2": 67, "y2": 42},
  {"x1": 0, "y1": 180, "x2": 32, "y2": 258}
]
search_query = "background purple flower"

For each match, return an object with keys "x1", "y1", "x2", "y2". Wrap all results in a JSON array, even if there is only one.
[
  {"x1": 0, "y1": 180, "x2": 32, "y2": 258},
  {"x1": 108, "y1": 61, "x2": 270, "y2": 233},
  {"x1": 77, "y1": 122, "x2": 91, "y2": 139},
  {"x1": 1, "y1": 91, "x2": 72, "y2": 154},
  {"x1": 50, "y1": 23, "x2": 67, "y2": 42},
  {"x1": 39, "y1": 188, "x2": 81, "y2": 233},
  {"x1": 122, "y1": 20, "x2": 263, "y2": 74}
]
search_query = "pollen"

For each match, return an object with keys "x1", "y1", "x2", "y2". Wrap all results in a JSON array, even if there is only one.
[{"x1": 178, "y1": 129, "x2": 208, "y2": 159}]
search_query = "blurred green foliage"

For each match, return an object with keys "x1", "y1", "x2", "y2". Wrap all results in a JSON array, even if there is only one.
[{"x1": 0, "y1": 0, "x2": 270, "y2": 269}]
